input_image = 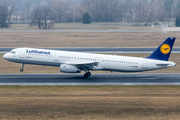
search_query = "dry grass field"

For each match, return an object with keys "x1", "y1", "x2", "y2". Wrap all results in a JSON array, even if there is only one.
[
  {"x1": 0, "y1": 32, "x2": 180, "y2": 48},
  {"x1": 0, "y1": 53, "x2": 180, "y2": 73},
  {"x1": 8, "y1": 23, "x2": 161, "y2": 30},
  {"x1": 0, "y1": 86, "x2": 180, "y2": 120}
]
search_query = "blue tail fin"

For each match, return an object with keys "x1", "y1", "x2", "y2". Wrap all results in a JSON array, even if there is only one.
[{"x1": 146, "y1": 37, "x2": 176, "y2": 61}]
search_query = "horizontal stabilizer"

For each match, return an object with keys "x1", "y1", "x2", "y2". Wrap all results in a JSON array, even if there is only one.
[{"x1": 156, "y1": 63, "x2": 169, "y2": 66}]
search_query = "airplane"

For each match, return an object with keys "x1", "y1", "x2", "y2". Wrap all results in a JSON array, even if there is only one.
[{"x1": 3, "y1": 37, "x2": 176, "y2": 78}]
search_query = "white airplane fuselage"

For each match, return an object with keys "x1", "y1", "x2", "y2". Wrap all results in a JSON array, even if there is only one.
[{"x1": 3, "y1": 48, "x2": 176, "y2": 73}]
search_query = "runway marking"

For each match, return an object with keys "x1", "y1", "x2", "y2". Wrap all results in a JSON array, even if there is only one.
[{"x1": 0, "y1": 83, "x2": 180, "y2": 86}]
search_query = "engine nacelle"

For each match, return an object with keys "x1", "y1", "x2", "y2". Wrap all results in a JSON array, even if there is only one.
[{"x1": 60, "y1": 64, "x2": 81, "y2": 73}]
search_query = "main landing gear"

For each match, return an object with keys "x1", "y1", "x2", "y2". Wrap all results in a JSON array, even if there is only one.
[
  {"x1": 84, "y1": 72, "x2": 91, "y2": 78},
  {"x1": 20, "y1": 63, "x2": 24, "y2": 72}
]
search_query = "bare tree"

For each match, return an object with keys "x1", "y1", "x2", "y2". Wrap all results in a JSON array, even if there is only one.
[
  {"x1": 0, "y1": 0, "x2": 14, "y2": 28},
  {"x1": 126, "y1": 0, "x2": 140, "y2": 23},
  {"x1": 80, "y1": 0, "x2": 122, "y2": 22},
  {"x1": 171, "y1": 0, "x2": 180, "y2": 19},
  {"x1": 7, "y1": 2, "x2": 14, "y2": 22},
  {"x1": 41, "y1": 6, "x2": 52, "y2": 29},
  {"x1": 30, "y1": 6, "x2": 53, "y2": 29},
  {"x1": 30, "y1": 6, "x2": 43, "y2": 29},
  {"x1": 129, "y1": 7, "x2": 137, "y2": 23},
  {"x1": 51, "y1": 0, "x2": 70, "y2": 22},
  {"x1": 102, "y1": 0, "x2": 120, "y2": 22},
  {"x1": 152, "y1": 0, "x2": 166, "y2": 22}
]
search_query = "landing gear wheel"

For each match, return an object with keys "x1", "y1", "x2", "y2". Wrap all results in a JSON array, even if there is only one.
[
  {"x1": 84, "y1": 73, "x2": 88, "y2": 78},
  {"x1": 20, "y1": 69, "x2": 24, "y2": 72},
  {"x1": 84, "y1": 72, "x2": 91, "y2": 78},
  {"x1": 87, "y1": 72, "x2": 91, "y2": 76},
  {"x1": 20, "y1": 63, "x2": 24, "y2": 72}
]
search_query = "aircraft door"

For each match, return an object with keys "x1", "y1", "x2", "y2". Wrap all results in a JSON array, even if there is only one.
[
  {"x1": 54, "y1": 52, "x2": 59, "y2": 61},
  {"x1": 142, "y1": 59, "x2": 147, "y2": 69},
  {"x1": 20, "y1": 49, "x2": 25, "y2": 59},
  {"x1": 97, "y1": 57, "x2": 102, "y2": 65}
]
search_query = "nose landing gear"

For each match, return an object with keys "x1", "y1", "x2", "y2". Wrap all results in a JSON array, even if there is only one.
[
  {"x1": 20, "y1": 63, "x2": 24, "y2": 72},
  {"x1": 84, "y1": 72, "x2": 91, "y2": 78}
]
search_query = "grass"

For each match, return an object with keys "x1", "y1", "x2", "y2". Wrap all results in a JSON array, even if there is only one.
[
  {"x1": 7, "y1": 23, "x2": 162, "y2": 30},
  {"x1": 1, "y1": 53, "x2": 180, "y2": 73},
  {"x1": 1, "y1": 85, "x2": 180, "y2": 95},
  {"x1": 0, "y1": 86, "x2": 180, "y2": 119},
  {"x1": 0, "y1": 32, "x2": 180, "y2": 48}
]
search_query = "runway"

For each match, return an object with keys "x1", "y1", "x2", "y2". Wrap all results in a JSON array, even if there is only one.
[
  {"x1": 0, "y1": 73, "x2": 180, "y2": 85},
  {"x1": 1, "y1": 47, "x2": 180, "y2": 53}
]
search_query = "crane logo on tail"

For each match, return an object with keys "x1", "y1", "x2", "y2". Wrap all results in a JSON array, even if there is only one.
[{"x1": 160, "y1": 44, "x2": 171, "y2": 54}]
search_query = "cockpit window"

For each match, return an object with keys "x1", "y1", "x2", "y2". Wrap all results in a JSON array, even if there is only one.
[{"x1": 11, "y1": 51, "x2": 16, "y2": 54}]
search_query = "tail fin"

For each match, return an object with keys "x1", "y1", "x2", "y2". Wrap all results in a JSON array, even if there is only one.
[{"x1": 146, "y1": 37, "x2": 176, "y2": 61}]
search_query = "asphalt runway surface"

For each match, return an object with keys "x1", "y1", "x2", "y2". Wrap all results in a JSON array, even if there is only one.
[
  {"x1": 0, "y1": 73, "x2": 179, "y2": 85},
  {"x1": 0, "y1": 30, "x2": 161, "y2": 33},
  {"x1": 1, "y1": 48, "x2": 180, "y2": 53}
]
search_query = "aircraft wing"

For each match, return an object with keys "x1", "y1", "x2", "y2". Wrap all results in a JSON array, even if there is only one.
[{"x1": 65, "y1": 62, "x2": 103, "y2": 70}]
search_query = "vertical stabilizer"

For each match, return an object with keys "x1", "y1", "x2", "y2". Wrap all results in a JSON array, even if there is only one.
[{"x1": 146, "y1": 37, "x2": 176, "y2": 61}]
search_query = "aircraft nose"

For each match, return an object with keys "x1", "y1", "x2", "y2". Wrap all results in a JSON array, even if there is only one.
[{"x1": 3, "y1": 53, "x2": 9, "y2": 60}]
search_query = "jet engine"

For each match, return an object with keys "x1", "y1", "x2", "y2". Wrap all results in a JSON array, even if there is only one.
[{"x1": 60, "y1": 64, "x2": 81, "y2": 73}]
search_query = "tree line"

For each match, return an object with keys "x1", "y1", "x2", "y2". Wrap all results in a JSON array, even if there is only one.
[
  {"x1": 1, "y1": 0, "x2": 180, "y2": 29},
  {"x1": 79, "y1": 0, "x2": 180, "y2": 23},
  {"x1": 0, "y1": 1, "x2": 14, "y2": 28}
]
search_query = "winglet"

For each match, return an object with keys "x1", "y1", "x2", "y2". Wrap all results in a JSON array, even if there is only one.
[{"x1": 146, "y1": 37, "x2": 176, "y2": 61}]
